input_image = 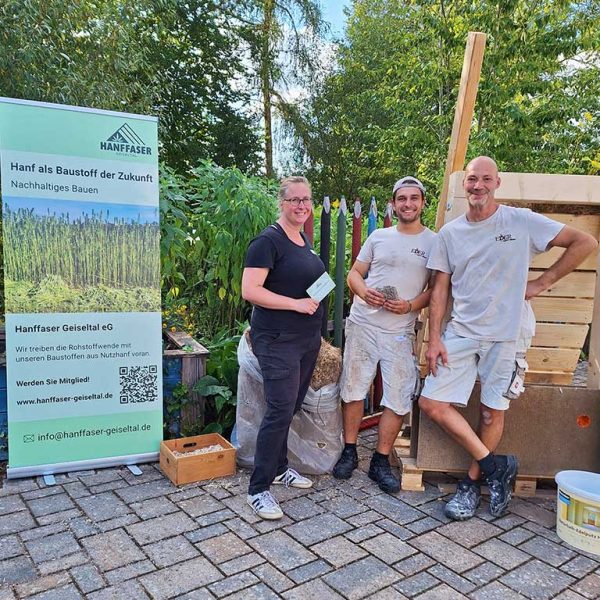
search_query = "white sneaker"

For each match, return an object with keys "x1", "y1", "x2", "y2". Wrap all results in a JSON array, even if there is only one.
[
  {"x1": 272, "y1": 468, "x2": 313, "y2": 489},
  {"x1": 247, "y1": 491, "x2": 283, "y2": 520}
]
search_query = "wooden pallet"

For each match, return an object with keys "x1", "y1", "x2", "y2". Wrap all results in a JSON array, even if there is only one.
[{"x1": 395, "y1": 454, "x2": 555, "y2": 498}]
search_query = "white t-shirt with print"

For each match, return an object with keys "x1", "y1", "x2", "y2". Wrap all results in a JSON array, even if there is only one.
[
  {"x1": 348, "y1": 226, "x2": 437, "y2": 333},
  {"x1": 427, "y1": 205, "x2": 563, "y2": 341}
]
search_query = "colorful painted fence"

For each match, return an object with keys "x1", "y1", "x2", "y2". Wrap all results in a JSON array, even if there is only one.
[{"x1": 304, "y1": 196, "x2": 395, "y2": 414}]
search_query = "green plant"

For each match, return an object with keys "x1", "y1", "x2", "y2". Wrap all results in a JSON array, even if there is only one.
[
  {"x1": 194, "y1": 375, "x2": 237, "y2": 436},
  {"x1": 163, "y1": 382, "x2": 190, "y2": 439},
  {"x1": 202, "y1": 325, "x2": 245, "y2": 393},
  {"x1": 184, "y1": 161, "x2": 277, "y2": 336}
]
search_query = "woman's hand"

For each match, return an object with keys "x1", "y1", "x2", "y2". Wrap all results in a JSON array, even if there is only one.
[{"x1": 293, "y1": 298, "x2": 320, "y2": 315}]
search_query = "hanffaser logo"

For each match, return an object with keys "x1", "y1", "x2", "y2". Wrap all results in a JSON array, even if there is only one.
[
  {"x1": 100, "y1": 124, "x2": 152, "y2": 155},
  {"x1": 495, "y1": 233, "x2": 516, "y2": 242},
  {"x1": 410, "y1": 248, "x2": 427, "y2": 258}
]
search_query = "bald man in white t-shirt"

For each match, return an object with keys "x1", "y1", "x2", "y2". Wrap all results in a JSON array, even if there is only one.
[{"x1": 419, "y1": 156, "x2": 598, "y2": 520}]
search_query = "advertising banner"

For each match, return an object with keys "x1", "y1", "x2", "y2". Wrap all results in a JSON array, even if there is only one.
[{"x1": 0, "y1": 98, "x2": 163, "y2": 477}]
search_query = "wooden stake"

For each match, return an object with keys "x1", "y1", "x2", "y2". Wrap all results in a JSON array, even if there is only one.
[
  {"x1": 320, "y1": 197, "x2": 331, "y2": 338},
  {"x1": 588, "y1": 250, "x2": 600, "y2": 389},
  {"x1": 334, "y1": 197, "x2": 347, "y2": 347},
  {"x1": 435, "y1": 32, "x2": 487, "y2": 231}
]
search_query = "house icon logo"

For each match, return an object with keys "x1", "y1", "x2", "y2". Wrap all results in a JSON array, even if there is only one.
[{"x1": 100, "y1": 124, "x2": 152, "y2": 156}]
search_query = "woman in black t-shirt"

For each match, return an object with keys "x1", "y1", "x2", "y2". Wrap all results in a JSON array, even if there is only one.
[{"x1": 242, "y1": 176, "x2": 325, "y2": 520}]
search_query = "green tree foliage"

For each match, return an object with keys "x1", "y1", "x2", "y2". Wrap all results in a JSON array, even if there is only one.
[
  {"x1": 159, "y1": 161, "x2": 278, "y2": 336},
  {"x1": 240, "y1": 0, "x2": 327, "y2": 177},
  {"x1": 0, "y1": 0, "x2": 261, "y2": 171},
  {"x1": 290, "y1": 0, "x2": 600, "y2": 203}
]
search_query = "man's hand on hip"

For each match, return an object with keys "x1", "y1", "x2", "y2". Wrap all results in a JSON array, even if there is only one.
[{"x1": 525, "y1": 277, "x2": 546, "y2": 300}]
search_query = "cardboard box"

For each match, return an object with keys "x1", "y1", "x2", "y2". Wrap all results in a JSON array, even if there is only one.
[{"x1": 160, "y1": 433, "x2": 236, "y2": 485}]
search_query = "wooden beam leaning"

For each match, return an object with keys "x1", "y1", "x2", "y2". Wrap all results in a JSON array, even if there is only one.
[
  {"x1": 589, "y1": 250, "x2": 600, "y2": 388},
  {"x1": 435, "y1": 32, "x2": 487, "y2": 231}
]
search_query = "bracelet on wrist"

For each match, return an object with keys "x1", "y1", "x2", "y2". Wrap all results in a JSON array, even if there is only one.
[{"x1": 407, "y1": 301, "x2": 412, "y2": 314}]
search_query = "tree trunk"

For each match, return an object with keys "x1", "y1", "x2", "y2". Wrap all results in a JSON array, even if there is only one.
[{"x1": 261, "y1": 0, "x2": 275, "y2": 179}]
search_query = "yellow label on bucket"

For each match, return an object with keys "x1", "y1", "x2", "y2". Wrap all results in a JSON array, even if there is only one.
[{"x1": 557, "y1": 488, "x2": 600, "y2": 555}]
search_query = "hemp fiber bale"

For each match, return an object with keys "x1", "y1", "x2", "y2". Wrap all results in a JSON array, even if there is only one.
[{"x1": 245, "y1": 328, "x2": 342, "y2": 391}]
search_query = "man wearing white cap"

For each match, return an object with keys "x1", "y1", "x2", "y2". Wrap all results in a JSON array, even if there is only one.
[{"x1": 333, "y1": 177, "x2": 436, "y2": 493}]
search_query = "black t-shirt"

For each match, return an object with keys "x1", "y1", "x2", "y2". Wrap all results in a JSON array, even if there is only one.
[{"x1": 244, "y1": 223, "x2": 326, "y2": 332}]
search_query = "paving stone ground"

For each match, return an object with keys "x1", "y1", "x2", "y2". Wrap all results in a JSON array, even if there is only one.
[{"x1": 1, "y1": 429, "x2": 598, "y2": 599}]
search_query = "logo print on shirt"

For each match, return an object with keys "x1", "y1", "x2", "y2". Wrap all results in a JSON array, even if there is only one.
[
  {"x1": 495, "y1": 233, "x2": 516, "y2": 242},
  {"x1": 410, "y1": 248, "x2": 427, "y2": 259}
]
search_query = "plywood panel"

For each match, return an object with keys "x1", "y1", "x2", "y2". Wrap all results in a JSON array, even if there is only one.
[
  {"x1": 550, "y1": 214, "x2": 600, "y2": 238},
  {"x1": 589, "y1": 253, "x2": 600, "y2": 389},
  {"x1": 528, "y1": 271, "x2": 596, "y2": 298},
  {"x1": 416, "y1": 384, "x2": 600, "y2": 477},
  {"x1": 531, "y1": 323, "x2": 589, "y2": 348},
  {"x1": 446, "y1": 171, "x2": 600, "y2": 205},
  {"x1": 530, "y1": 296, "x2": 594, "y2": 324},
  {"x1": 525, "y1": 347, "x2": 580, "y2": 372},
  {"x1": 526, "y1": 371, "x2": 574, "y2": 385},
  {"x1": 419, "y1": 342, "x2": 580, "y2": 372},
  {"x1": 531, "y1": 246, "x2": 598, "y2": 271}
]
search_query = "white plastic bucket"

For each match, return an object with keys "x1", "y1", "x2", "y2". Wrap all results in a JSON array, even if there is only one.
[{"x1": 555, "y1": 470, "x2": 600, "y2": 555}]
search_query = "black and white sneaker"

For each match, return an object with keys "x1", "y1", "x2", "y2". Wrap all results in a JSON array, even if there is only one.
[
  {"x1": 247, "y1": 491, "x2": 284, "y2": 520},
  {"x1": 487, "y1": 454, "x2": 518, "y2": 517},
  {"x1": 272, "y1": 468, "x2": 313, "y2": 489},
  {"x1": 444, "y1": 481, "x2": 481, "y2": 520}
]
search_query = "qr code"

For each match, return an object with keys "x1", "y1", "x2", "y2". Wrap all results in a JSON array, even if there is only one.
[{"x1": 119, "y1": 365, "x2": 158, "y2": 404}]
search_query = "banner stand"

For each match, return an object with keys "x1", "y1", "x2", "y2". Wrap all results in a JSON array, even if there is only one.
[
  {"x1": 0, "y1": 97, "x2": 163, "y2": 478},
  {"x1": 7, "y1": 451, "x2": 159, "y2": 479}
]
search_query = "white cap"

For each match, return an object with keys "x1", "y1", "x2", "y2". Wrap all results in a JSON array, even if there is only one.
[{"x1": 392, "y1": 176, "x2": 426, "y2": 198}]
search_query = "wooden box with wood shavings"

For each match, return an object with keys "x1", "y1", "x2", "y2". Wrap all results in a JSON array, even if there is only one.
[{"x1": 160, "y1": 433, "x2": 236, "y2": 485}]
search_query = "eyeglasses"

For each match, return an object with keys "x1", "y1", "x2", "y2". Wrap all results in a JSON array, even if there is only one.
[{"x1": 283, "y1": 197, "x2": 313, "y2": 207}]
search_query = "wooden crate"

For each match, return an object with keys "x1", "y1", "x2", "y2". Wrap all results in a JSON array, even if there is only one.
[{"x1": 160, "y1": 433, "x2": 236, "y2": 486}]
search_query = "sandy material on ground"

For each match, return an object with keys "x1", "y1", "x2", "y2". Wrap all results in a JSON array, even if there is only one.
[{"x1": 172, "y1": 444, "x2": 224, "y2": 457}]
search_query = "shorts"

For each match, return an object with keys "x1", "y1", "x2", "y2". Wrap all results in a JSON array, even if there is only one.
[
  {"x1": 420, "y1": 329, "x2": 518, "y2": 411},
  {"x1": 340, "y1": 320, "x2": 419, "y2": 416}
]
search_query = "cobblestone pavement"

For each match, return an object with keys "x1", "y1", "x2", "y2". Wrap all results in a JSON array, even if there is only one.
[{"x1": 1, "y1": 429, "x2": 599, "y2": 600}]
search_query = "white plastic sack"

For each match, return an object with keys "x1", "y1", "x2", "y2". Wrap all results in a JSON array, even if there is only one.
[{"x1": 234, "y1": 333, "x2": 343, "y2": 475}]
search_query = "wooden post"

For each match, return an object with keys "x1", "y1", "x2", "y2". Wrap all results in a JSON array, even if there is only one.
[
  {"x1": 351, "y1": 198, "x2": 362, "y2": 265},
  {"x1": 383, "y1": 201, "x2": 393, "y2": 228},
  {"x1": 350, "y1": 198, "x2": 362, "y2": 303},
  {"x1": 588, "y1": 251, "x2": 600, "y2": 389},
  {"x1": 333, "y1": 197, "x2": 347, "y2": 347},
  {"x1": 320, "y1": 196, "x2": 331, "y2": 338},
  {"x1": 435, "y1": 32, "x2": 487, "y2": 231}
]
